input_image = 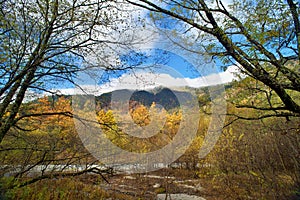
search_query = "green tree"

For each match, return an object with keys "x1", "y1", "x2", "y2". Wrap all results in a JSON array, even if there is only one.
[
  {"x1": 0, "y1": 0, "x2": 136, "y2": 142},
  {"x1": 127, "y1": 0, "x2": 300, "y2": 117}
]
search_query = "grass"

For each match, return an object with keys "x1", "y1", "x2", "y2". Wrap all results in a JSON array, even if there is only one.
[
  {"x1": 1, "y1": 168, "x2": 298, "y2": 200},
  {"x1": 1, "y1": 176, "x2": 134, "y2": 200}
]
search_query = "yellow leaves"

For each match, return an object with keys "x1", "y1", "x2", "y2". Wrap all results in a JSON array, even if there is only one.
[
  {"x1": 238, "y1": 133, "x2": 244, "y2": 141},
  {"x1": 36, "y1": 96, "x2": 52, "y2": 109},
  {"x1": 97, "y1": 109, "x2": 116, "y2": 125},
  {"x1": 129, "y1": 104, "x2": 151, "y2": 127},
  {"x1": 249, "y1": 170, "x2": 259, "y2": 177},
  {"x1": 32, "y1": 97, "x2": 72, "y2": 130},
  {"x1": 1, "y1": 96, "x2": 84, "y2": 165},
  {"x1": 34, "y1": 96, "x2": 71, "y2": 114},
  {"x1": 17, "y1": 97, "x2": 75, "y2": 142},
  {"x1": 95, "y1": 104, "x2": 184, "y2": 153},
  {"x1": 164, "y1": 111, "x2": 182, "y2": 137},
  {"x1": 96, "y1": 109, "x2": 130, "y2": 149}
]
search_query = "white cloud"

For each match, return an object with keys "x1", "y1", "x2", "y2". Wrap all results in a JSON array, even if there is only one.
[{"x1": 49, "y1": 65, "x2": 241, "y2": 96}]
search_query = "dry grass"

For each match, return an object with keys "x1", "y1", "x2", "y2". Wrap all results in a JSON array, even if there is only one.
[
  {"x1": 2, "y1": 176, "x2": 134, "y2": 200},
  {"x1": 1, "y1": 168, "x2": 299, "y2": 200}
]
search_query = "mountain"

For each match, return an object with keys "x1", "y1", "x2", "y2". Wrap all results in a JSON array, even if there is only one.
[
  {"x1": 44, "y1": 83, "x2": 230, "y2": 110},
  {"x1": 96, "y1": 87, "x2": 197, "y2": 111}
]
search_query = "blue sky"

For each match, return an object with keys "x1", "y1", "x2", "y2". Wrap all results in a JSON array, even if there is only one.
[
  {"x1": 119, "y1": 49, "x2": 212, "y2": 79},
  {"x1": 44, "y1": 0, "x2": 237, "y2": 95}
]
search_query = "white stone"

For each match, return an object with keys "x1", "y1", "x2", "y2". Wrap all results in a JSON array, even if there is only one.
[
  {"x1": 153, "y1": 183, "x2": 161, "y2": 188},
  {"x1": 157, "y1": 194, "x2": 206, "y2": 200},
  {"x1": 123, "y1": 175, "x2": 136, "y2": 180}
]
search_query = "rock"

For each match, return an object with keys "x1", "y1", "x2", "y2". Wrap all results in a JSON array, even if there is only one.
[
  {"x1": 144, "y1": 175, "x2": 176, "y2": 179},
  {"x1": 123, "y1": 175, "x2": 136, "y2": 180},
  {"x1": 153, "y1": 183, "x2": 161, "y2": 188},
  {"x1": 157, "y1": 193, "x2": 206, "y2": 200},
  {"x1": 195, "y1": 183, "x2": 204, "y2": 192}
]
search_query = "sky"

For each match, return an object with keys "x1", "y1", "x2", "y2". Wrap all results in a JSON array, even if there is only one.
[{"x1": 42, "y1": 0, "x2": 238, "y2": 97}]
